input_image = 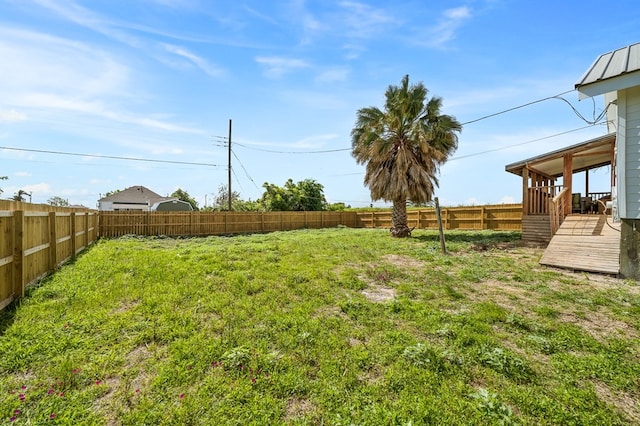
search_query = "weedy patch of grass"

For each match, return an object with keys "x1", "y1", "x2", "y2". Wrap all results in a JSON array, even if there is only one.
[{"x1": 0, "y1": 228, "x2": 638, "y2": 424}]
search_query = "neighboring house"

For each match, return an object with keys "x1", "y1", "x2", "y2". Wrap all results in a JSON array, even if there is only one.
[
  {"x1": 150, "y1": 199, "x2": 193, "y2": 212},
  {"x1": 98, "y1": 186, "x2": 174, "y2": 211}
]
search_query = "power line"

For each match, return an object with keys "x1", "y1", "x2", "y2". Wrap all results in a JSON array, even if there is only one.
[
  {"x1": 460, "y1": 89, "x2": 575, "y2": 125},
  {"x1": 231, "y1": 149, "x2": 261, "y2": 193},
  {"x1": 448, "y1": 123, "x2": 606, "y2": 162},
  {"x1": 0, "y1": 146, "x2": 221, "y2": 167},
  {"x1": 328, "y1": 123, "x2": 607, "y2": 176},
  {"x1": 233, "y1": 142, "x2": 350, "y2": 154}
]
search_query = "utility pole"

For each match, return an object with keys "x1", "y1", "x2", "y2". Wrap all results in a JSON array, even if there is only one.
[{"x1": 228, "y1": 119, "x2": 232, "y2": 212}]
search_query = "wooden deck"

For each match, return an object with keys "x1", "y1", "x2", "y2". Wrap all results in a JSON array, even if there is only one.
[{"x1": 539, "y1": 214, "x2": 620, "y2": 274}]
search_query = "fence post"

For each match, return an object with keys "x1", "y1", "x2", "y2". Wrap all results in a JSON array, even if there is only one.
[
  {"x1": 71, "y1": 212, "x2": 77, "y2": 259},
  {"x1": 13, "y1": 210, "x2": 25, "y2": 298},
  {"x1": 480, "y1": 206, "x2": 485, "y2": 230},
  {"x1": 49, "y1": 212, "x2": 58, "y2": 270},
  {"x1": 84, "y1": 212, "x2": 89, "y2": 248},
  {"x1": 434, "y1": 198, "x2": 447, "y2": 255}
]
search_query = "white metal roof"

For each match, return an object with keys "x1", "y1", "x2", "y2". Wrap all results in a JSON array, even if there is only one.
[{"x1": 576, "y1": 42, "x2": 640, "y2": 99}]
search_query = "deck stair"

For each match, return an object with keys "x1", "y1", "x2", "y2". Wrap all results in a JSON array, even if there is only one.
[{"x1": 539, "y1": 214, "x2": 620, "y2": 274}]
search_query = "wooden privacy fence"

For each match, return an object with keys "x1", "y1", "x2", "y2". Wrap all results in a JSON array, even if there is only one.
[
  {"x1": 356, "y1": 204, "x2": 522, "y2": 232},
  {"x1": 99, "y1": 210, "x2": 360, "y2": 237},
  {"x1": 0, "y1": 209, "x2": 98, "y2": 311},
  {"x1": 99, "y1": 204, "x2": 522, "y2": 237},
  {"x1": 1, "y1": 203, "x2": 521, "y2": 311}
]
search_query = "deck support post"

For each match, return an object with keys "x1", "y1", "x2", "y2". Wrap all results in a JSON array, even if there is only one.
[
  {"x1": 522, "y1": 167, "x2": 529, "y2": 215},
  {"x1": 563, "y1": 154, "x2": 573, "y2": 216},
  {"x1": 620, "y1": 219, "x2": 640, "y2": 280}
]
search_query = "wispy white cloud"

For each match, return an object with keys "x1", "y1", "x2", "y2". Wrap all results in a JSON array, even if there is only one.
[
  {"x1": 315, "y1": 67, "x2": 350, "y2": 83},
  {"x1": 162, "y1": 43, "x2": 225, "y2": 78},
  {"x1": 0, "y1": 27, "x2": 130, "y2": 98},
  {"x1": 146, "y1": 0, "x2": 197, "y2": 9},
  {"x1": 243, "y1": 4, "x2": 281, "y2": 27},
  {"x1": 0, "y1": 110, "x2": 28, "y2": 122},
  {"x1": 419, "y1": 6, "x2": 472, "y2": 49},
  {"x1": 255, "y1": 56, "x2": 310, "y2": 78},
  {"x1": 292, "y1": 133, "x2": 339, "y2": 149},
  {"x1": 20, "y1": 93, "x2": 203, "y2": 134},
  {"x1": 30, "y1": 0, "x2": 144, "y2": 48},
  {"x1": 338, "y1": 1, "x2": 397, "y2": 39},
  {"x1": 0, "y1": 25, "x2": 206, "y2": 143}
]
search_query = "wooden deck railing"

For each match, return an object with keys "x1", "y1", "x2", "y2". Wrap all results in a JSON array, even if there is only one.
[
  {"x1": 526, "y1": 185, "x2": 563, "y2": 215},
  {"x1": 549, "y1": 187, "x2": 571, "y2": 235}
]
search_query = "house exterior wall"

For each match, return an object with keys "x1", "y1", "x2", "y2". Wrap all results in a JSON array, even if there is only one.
[
  {"x1": 619, "y1": 85, "x2": 640, "y2": 219},
  {"x1": 98, "y1": 201, "x2": 150, "y2": 211}
]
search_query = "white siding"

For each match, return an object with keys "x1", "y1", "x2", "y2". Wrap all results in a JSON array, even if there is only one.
[{"x1": 623, "y1": 86, "x2": 640, "y2": 218}]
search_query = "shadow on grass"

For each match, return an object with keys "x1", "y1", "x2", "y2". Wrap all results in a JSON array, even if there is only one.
[
  {"x1": 411, "y1": 231, "x2": 522, "y2": 244},
  {"x1": 0, "y1": 301, "x2": 18, "y2": 337},
  {"x1": 0, "y1": 257, "x2": 78, "y2": 337}
]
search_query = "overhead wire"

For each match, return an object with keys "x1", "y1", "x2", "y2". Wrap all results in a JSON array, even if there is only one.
[
  {"x1": 233, "y1": 142, "x2": 350, "y2": 154},
  {"x1": 231, "y1": 149, "x2": 262, "y2": 193},
  {"x1": 460, "y1": 89, "x2": 576, "y2": 125},
  {"x1": 0, "y1": 146, "x2": 221, "y2": 167}
]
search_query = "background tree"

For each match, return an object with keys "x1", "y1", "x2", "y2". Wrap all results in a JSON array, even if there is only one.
[
  {"x1": 48, "y1": 196, "x2": 69, "y2": 206},
  {"x1": 204, "y1": 184, "x2": 261, "y2": 212},
  {"x1": 12, "y1": 189, "x2": 31, "y2": 202},
  {"x1": 104, "y1": 189, "x2": 121, "y2": 197},
  {"x1": 211, "y1": 184, "x2": 240, "y2": 211},
  {"x1": 171, "y1": 188, "x2": 199, "y2": 211},
  {"x1": 351, "y1": 75, "x2": 461, "y2": 237},
  {"x1": 327, "y1": 202, "x2": 350, "y2": 211},
  {"x1": 0, "y1": 176, "x2": 7, "y2": 196},
  {"x1": 260, "y1": 179, "x2": 327, "y2": 211}
]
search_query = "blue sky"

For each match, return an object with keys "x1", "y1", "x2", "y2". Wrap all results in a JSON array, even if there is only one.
[{"x1": 0, "y1": 0, "x2": 637, "y2": 208}]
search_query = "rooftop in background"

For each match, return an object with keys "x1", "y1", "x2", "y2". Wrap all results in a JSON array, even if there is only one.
[
  {"x1": 505, "y1": 133, "x2": 615, "y2": 178},
  {"x1": 576, "y1": 42, "x2": 640, "y2": 98}
]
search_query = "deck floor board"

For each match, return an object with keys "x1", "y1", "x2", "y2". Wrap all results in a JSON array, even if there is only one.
[{"x1": 539, "y1": 215, "x2": 620, "y2": 274}]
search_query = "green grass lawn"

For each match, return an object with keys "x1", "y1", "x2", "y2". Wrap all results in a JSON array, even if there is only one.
[{"x1": 0, "y1": 228, "x2": 638, "y2": 425}]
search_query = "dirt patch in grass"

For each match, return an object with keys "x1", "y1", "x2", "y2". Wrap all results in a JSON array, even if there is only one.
[
  {"x1": 592, "y1": 381, "x2": 640, "y2": 424},
  {"x1": 312, "y1": 305, "x2": 349, "y2": 320},
  {"x1": 361, "y1": 285, "x2": 396, "y2": 303},
  {"x1": 467, "y1": 279, "x2": 538, "y2": 314},
  {"x1": 285, "y1": 397, "x2": 316, "y2": 422},
  {"x1": 558, "y1": 312, "x2": 638, "y2": 341},
  {"x1": 382, "y1": 254, "x2": 425, "y2": 269},
  {"x1": 550, "y1": 270, "x2": 640, "y2": 294},
  {"x1": 94, "y1": 344, "x2": 156, "y2": 424},
  {"x1": 92, "y1": 377, "x2": 121, "y2": 426},
  {"x1": 111, "y1": 299, "x2": 141, "y2": 314},
  {"x1": 462, "y1": 273, "x2": 638, "y2": 343}
]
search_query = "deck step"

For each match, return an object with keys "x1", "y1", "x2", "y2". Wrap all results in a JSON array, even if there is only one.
[{"x1": 539, "y1": 215, "x2": 620, "y2": 274}]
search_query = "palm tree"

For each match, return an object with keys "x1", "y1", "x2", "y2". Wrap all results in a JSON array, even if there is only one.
[{"x1": 351, "y1": 75, "x2": 461, "y2": 237}]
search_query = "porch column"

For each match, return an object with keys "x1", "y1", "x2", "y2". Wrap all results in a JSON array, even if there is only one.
[
  {"x1": 522, "y1": 167, "x2": 529, "y2": 215},
  {"x1": 563, "y1": 154, "x2": 573, "y2": 216},
  {"x1": 585, "y1": 169, "x2": 590, "y2": 198}
]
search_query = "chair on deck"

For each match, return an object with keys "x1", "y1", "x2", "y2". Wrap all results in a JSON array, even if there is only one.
[{"x1": 571, "y1": 193, "x2": 581, "y2": 213}]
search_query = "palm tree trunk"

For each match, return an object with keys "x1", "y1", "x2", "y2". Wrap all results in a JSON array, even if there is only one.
[{"x1": 390, "y1": 199, "x2": 411, "y2": 237}]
